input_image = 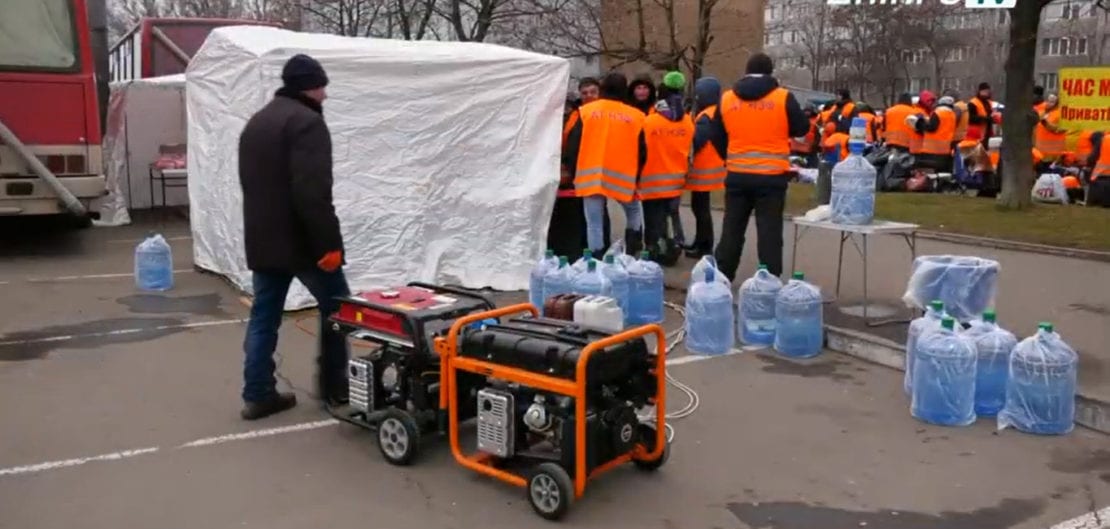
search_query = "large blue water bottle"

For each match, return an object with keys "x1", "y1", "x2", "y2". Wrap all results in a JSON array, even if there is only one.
[
  {"x1": 529, "y1": 249, "x2": 558, "y2": 309},
  {"x1": 738, "y1": 264, "x2": 783, "y2": 346},
  {"x1": 997, "y1": 322, "x2": 1078, "y2": 435},
  {"x1": 773, "y1": 271, "x2": 823, "y2": 358},
  {"x1": 601, "y1": 254, "x2": 630, "y2": 324},
  {"x1": 542, "y1": 256, "x2": 573, "y2": 315},
  {"x1": 572, "y1": 248, "x2": 594, "y2": 274},
  {"x1": 911, "y1": 316, "x2": 977, "y2": 427},
  {"x1": 134, "y1": 233, "x2": 173, "y2": 291},
  {"x1": 965, "y1": 309, "x2": 1017, "y2": 417},
  {"x1": 685, "y1": 268, "x2": 735, "y2": 355},
  {"x1": 829, "y1": 117, "x2": 877, "y2": 225},
  {"x1": 904, "y1": 300, "x2": 946, "y2": 396},
  {"x1": 627, "y1": 250, "x2": 664, "y2": 325},
  {"x1": 572, "y1": 259, "x2": 612, "y2": 296}
]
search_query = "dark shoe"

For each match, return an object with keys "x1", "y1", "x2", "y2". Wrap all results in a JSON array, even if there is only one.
[
  {"x1": 684, "y1": 246, "x2": 711, "y2": 259},
  {"x1": 625, "y1": 229, "x2": 644, "y2": 256},
  {"x1": 241, "y1": 392, "x2": 297, "y2": 421}
]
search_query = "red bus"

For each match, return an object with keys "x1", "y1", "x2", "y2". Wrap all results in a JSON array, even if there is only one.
[
  {"x1": 109, "y1": 17, "x2": 280, "y2": 83},
  {"x1": 0, "y1": 0, "x2": 106, "y2": 219}
]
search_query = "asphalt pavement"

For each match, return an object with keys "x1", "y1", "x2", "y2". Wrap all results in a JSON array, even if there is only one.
[{"x1": 0, "y1": 214, "x2": 1108, "y2": 529}]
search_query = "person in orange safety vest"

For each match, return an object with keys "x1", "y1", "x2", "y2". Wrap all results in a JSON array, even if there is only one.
[
  {"x1": 563, "y1": 72, "x2": 647, "y2": 255},
  {"x1": 882, "y1": 93, "x2": 917, "y2": 152},
  {"x1": 640, "y1": 70, "x2": 694, "y2": 265},
  {"x1": 685, "y1": 75, "x2": 726, "y2": 258},
  {"x1": 552, "y1": 77, "x2": 607, "y2": 258},
  {"x1": 821, "y1": 121, "x2": 849, "y2": 163},
  {"x1": 910, "y1": 94, "x2": 957, "y2": 172},
  {"x1": 1084, "y1": 131, "x2": 1110, "y2": 207},
  {"x1": 967, "y1": 82, "x2": 998, "y2": 147},
  {"x1": 1034, "y1": 93, "x2": 1067, "y2": 164},
  {"x1": 704, "y1": 52, "x2": 810, "y2": 280}
]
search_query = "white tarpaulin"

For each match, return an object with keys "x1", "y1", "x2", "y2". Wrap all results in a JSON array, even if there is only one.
[
  {"x1": 99, "y1": 74, "x2": 188, "y2": 226},
  {"x1": 186, "y1": 26, "x2": 569, "y2": 310}
]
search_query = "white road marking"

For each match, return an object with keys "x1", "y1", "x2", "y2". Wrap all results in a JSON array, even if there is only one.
[
  {"x1": 0, "y1": 318, "x2": 248, "y2": 347},
  {"x1": 179, "y1": 419, "x2": 339, "y2": 448},
  {"x1": 107, "y1": 235, "x2": 192, "y2": 244},
  {"x1": 665, "y1": 349, "x2": 749, "y2": 366},
  {"x1": 25, "y1": 269, "x2": 195, "y2": 283},
  {"x1": 0, "y1": 447, "x2": 160, "y2": 477},
  {"x1": 1047, "y1": 506, "x2": 1110, "y2": 529}
]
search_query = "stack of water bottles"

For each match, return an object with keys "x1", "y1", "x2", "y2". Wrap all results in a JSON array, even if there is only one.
[
  {"x1": 829, "y1": 117, "x2": 877, "y2": 226},
  {"x1": 732, "y1": 266, "x2": 823, "y2": 358},
  {"x1": 905, "y1": 303, "x2": 1079, "y2": 435},
  {"x1": 528, "y1": 246, "x2": 664, "y2": 328}
]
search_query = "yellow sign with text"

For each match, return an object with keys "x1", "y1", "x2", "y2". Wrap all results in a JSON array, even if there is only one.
[{"x1": 1058, "y1": 66, "x2": 1110, "y2": 150}]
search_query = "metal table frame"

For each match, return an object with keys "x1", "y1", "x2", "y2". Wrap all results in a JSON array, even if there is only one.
[{"x1": 789, "y1": 218, "x2": 919, "y2": 326}]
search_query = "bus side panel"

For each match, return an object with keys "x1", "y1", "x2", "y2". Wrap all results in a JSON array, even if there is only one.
[{"x1": 0, "y1": 80, "x2": 88, "y2": 145}]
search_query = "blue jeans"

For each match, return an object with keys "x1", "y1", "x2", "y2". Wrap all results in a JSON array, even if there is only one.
[
  {"x1": 242, "y1": 268, "x2": 351, "y2": 402},
  {"x1": 583, "y1": 195, "x2": 642, "y2": 252}
]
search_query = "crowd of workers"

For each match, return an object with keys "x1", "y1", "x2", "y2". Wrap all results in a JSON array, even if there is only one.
[{"x1": 551, "y1": 54, "x2": 1110, "y2": 279}]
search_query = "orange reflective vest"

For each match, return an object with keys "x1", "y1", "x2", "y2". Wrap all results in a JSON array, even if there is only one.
[
  {"x1": 883, "y1": 104, "x2": 916, "y2": 148},
  {"x1": 968, "y1": 97, "x2": 992, "y2": 140},
  {"x1": 818, "y1": 107, "x2": 834, "y2": 128},
  {"x1": 790, "y1": 116, "x2": 817, "y2": 154},
  {"x1": 1033, "y1": 101, "x2": 1046, "y2": 116},
  {"x1": 640, "y1": 111, "x2": 694, "y2": 200},
  {"x1": 574, "y1": 99, "x2": 645, "y2": 202},
  {"x1": 720, "y1": 88, "x2": 791, "y2": 175},
  {"x1": 858, "y1": 112, "x2": 877, "y2": 143},
  {"x1": 823, "y1": 132, "x2": 849, "y2": 162},
  {"x1": 953, "y1": 101, "x2": 969, "y2": 142},
  {"x1": 562, "y1": 110, "x2": 580, "y2": 145},
  {"x1": 1094, "y1": 133, "x2": 1110, "y2": 181},
  {"x1": 1034, "y1": 108, "x2": 1067, "y2": 158},
  {"x1": 688, "y1": 106, "x2": 726, "y2": 191},
  {"x1": 1078, "y1": 130, "x2": 1096, "y2": 165},
  {"x1": 920, "y1": 107, "x2": 957, "y2": 155},
  {"x1": 1032, "y1": 147, "x2": 1044, "y2": 167}
]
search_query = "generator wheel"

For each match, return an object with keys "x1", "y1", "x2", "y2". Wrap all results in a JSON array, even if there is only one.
[
  {"x1": 377, "y1": 409, "x2": 420, "y2": 466},
  {"x1": 527, "y1": 462, "x2": 574, "y2": 520},
  {"x1": 633, "y1": 423, "x2": 669, "y2": 472}
]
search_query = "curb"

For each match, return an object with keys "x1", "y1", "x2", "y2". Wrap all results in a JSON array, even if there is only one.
[{"x1": 824, "y1": 324, "x2": 1110, "y2": 435}]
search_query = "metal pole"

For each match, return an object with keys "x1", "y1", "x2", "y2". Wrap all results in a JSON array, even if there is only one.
[
  {"x1": 0, "y1": 119, "x2": 87, "y2": 217},
  {"x1": 151, "y1": 27, "x2": 193, "y2": 67}
]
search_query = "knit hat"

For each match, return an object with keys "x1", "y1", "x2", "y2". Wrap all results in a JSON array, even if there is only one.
[
  {"x1": 662, "y1": 71, "x2": 686, "y2": 90},
  {"x1": 282, "y1": 54, "x2": 329, "y2": 92},
  {"x1": 978, "y1": 82, "x2": 991, "y2": 91},
  {"x1": 746, "y1": 53, "x2": 774, "y2": 75}
]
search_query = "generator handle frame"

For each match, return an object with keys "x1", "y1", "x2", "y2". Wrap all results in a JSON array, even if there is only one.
[{"x1": 434, "y1": 304, "x2": 667, "y2": 500}]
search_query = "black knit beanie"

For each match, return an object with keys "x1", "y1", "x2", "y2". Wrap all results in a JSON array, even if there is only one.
[{"x1": 282, "y1": 54, "x2": 329, "y2": 92}]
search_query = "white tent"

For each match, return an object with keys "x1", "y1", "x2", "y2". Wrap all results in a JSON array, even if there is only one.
[
  {"x1": 98, "y1": 74, "x2": 188, "y2": 226},
  {"x1": 186, "y1": 26, "x2": 569, "y2": 309}
]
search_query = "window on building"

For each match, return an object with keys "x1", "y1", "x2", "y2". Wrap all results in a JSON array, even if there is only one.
[
  {"x1": 1062, "y1": 1, "x2": 1086, "y2": 20},
  {"x1": 764, "y1": 32, "x2": 771, "y2": 46},
  {"x1": 1039, "y1": 72, "x2": 1059, "y2": 90},
  {"x1": 909, "y1": 77, "x2": 931, "y2": 92},
  {"x1": 944, "y1": 47, "x2": 971, "y2": 62},
  {"x1": 941, "y1": 77, "x2": 962, "y2": 92},
  {"x1": 901, "y1": 49, "x2": 926, "y2": 64},
  {"x1": 1042, "y1": 36, "x2": 1089, "y2": 56}
]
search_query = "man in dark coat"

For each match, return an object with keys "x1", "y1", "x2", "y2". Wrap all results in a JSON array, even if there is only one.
[{"x1": 237, "y1": 54, "x2": 350, "y2": 420}]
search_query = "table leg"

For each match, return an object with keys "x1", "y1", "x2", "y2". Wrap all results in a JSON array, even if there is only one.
[
  {"x1": 835, "y1": 231, "x2": 847, "y2": 299},
  {"x1": 790, "y1": 223, "x2": 800, "y2": 275},
  {"x1": 862, "y1": 233, "x2": 869, "y2": 320},
  {"x1": 149, "y1": 167, "x2": 155, "y2": 211}
]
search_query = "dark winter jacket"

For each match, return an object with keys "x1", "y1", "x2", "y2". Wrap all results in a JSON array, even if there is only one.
[
  {"x1": 238, "y1": 88, "x2": 344, "y2": 272},
  {"x1": 628, "y1": 76, "x2": 658, "y2": 115},
  {"x1": 706, "y1": 74, "x2": 810, "y2": 187},
  {"x1": 692, "y1": 77, "x2": 722, "y2": 155}
]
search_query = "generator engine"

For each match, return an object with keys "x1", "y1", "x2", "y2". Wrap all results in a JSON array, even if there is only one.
[{"x1": 458, "y1": 316, "x2": 660, "y2": 474}]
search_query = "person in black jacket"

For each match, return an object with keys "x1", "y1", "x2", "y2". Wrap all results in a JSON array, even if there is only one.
[{"x1": 237, "y1": 54, "x2": 350, "y2": 420}]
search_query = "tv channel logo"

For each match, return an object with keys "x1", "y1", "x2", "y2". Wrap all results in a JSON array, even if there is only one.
[{"x1": 827, "y1": 0, "x2": 1016, "y2": 7}]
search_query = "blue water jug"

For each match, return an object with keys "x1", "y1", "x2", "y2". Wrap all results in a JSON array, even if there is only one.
[
  {"x1": 964, "y1": 309, "x2": 1017, "y2": 417},
  {"x1": 911, "y1": 316, "x2": 977, "y2": 426},
  {"x1": 738, "y1": 264, "x2": 782, "y2": 346},
  {"x1": 829, "y1": 132, "x2": 876, "y2": 225},
  {"x1": 904, "y1": 299, "x2": 947, "y2": 396},
  {"x1": 997, "y1": 323, "x2": 1078, "y2": 435},
  {"x1": 572, "y1": 248, "x2": 594, "y2": 274},
  {"x1": 773, "y1": 271, "x2": 823, "y2": 358},
  {"x1": 627, "y1": 250, "x2": 664, "y2": 325},
  {"x1": 542, "y1": 256, "x2": 573, "y2": 315},
  {"x1": 685, "y1": 268, "x2": 735, "y2": 355},
  {"x1": 529, "y1": 249, "x2": 558, "y2": 309},
  {"x1": 601, "y1": 254, "x2": 630, "y2": 324},
  {"x1": 134, "y1": 233, "x2": 173, "y2": 291},
  {"x1": 572, "y1": 259, "x2": 612, "y2": 296}
]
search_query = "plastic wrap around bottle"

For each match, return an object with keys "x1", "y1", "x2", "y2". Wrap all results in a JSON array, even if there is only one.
[
  {"x1": 904, "y1": 300, "x2": 947, "y2": 396},
  {"x1": 964, "y1": 311, "x2": 1018, "y2": 417},
  {"x1": 739, "y1": 265, "x2": 783, "y2": 346},
  {"x1": 902, "y1": 255, "x2": 1000, "y2": 322},
  {"x1": 601, "y1": 255, "x2": 631, "y2": 325},
  {"x1": 135, "y1": 233, "x2": 174, "y2": 291},
  {"x1": 529, "y1": 250, "x2": 559, "y2": 309},
  {"x1": 685, "y1": 267, "x2": 735, "y2": 355},
  {"x1": 997, "y1": 324, "x2": 1078, "y2": 435},
  {"x1": 627, "y1": 251, "x2": 664, "y2": 325},
  {"x1": 541, "y1": 256, "x2": 573, "y2": 315},
  {"x1": 829, "y1": 143, "x2": 877, "y2": 225},
  {"x1": 911, "y1": 317, "x2": 977, "y2": 427},
  {"x1": 773, "y1": 273, "x2": 824, "y2": 359},
  {"x1": 602, "y1": 239, "x2": 637, "y2": 269},
  {"x1": 572, "y1": 259, "x2": 612, "y2": 297},
  {"x1": 572, "y1": 249, "x2": 596, "y2": 274}
]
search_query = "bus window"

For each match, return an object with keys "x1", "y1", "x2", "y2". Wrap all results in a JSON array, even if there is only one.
[{"x1": 0, "y1": 0, "x2": 79, "y2": 71}]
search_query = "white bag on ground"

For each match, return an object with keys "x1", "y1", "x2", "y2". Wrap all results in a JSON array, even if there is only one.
[{"x1": 1031, "y1": 173, "x2": 1069, "y2": 204}]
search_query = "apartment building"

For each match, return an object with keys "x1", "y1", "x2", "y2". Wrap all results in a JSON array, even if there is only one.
[{"x1": 763, "y1": 0, "x2": 1110, "y2": 105}]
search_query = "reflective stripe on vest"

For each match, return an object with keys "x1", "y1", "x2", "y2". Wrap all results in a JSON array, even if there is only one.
[
  {"x1": 640, "y1": 111, "x2": 694, "y2": 200},
  {"x1": 574, "y1": 99, "x2": 645, "y2": 202},
  {"x1": 720, "y1": 88, "x2": 791, "y2": 175},
  {"x1": 688, "y1": 106, "x2": 726, "y2": 191},
  {"x1": 920, "y1": 107, "x2": 956, "y2": 155}
]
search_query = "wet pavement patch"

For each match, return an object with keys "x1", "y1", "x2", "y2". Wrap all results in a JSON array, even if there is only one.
[
  {"x1": 117, "y1": 293, "x2": 229, "y2": 317},
  {"x1": 756, "y1": 353, "x2": 856, "y2": 383},
  {"x1": 1101, "y1": 472, "x2": 1110, "y2": 484},
  {"x1": 1067, "y1": 302, "x2": 1110, "y2": 316},
  {"x1": 727, "y1": 498, "x2": 1045, "y2": 529},
  {"x1": 0, "y1": 317, "x2": 185, "y2": 361},
  {"x1": 1047, "y1": 448, "x2": 1110, "y2": 474}
]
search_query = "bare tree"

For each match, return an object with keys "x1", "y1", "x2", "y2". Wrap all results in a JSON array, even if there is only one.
[{"x1": 769, "y1": 0, "x2": 837, "y2": 89}]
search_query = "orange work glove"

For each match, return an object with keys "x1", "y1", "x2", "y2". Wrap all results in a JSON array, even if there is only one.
[{"x1": 317, "y1": 250, "x2": 343, "y2": 272}]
